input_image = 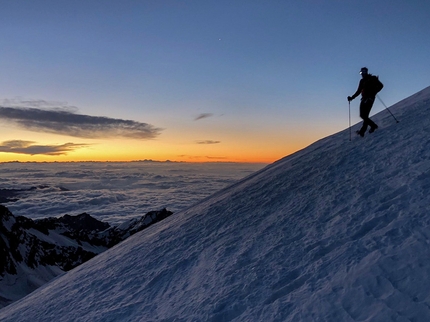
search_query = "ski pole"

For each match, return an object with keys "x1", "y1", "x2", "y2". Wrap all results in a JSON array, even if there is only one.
[
  {"x1": 377, "y1": 95, "x2": 399, "y2": 123},
  {"x1": 348, "y1": 101, "x2": 351, "y2": 141}
]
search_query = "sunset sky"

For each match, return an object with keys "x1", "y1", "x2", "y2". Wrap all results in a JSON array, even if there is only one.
[{"x1": 1, "y1": 1, "x2": 429, "y2": 163}]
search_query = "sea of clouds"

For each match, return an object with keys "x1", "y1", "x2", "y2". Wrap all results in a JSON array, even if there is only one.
[{"x1": 0, "y1": 162, "x2": 265, "y2": 225}]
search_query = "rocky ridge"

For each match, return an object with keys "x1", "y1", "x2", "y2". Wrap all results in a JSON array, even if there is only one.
[{"x1": 0, "y1": 205, "x2": 172, "y2": 308}]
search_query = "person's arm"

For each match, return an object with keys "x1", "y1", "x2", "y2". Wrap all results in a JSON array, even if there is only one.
[{"x1": 350, "y1": 79, "x2": 364, "y2": 100}]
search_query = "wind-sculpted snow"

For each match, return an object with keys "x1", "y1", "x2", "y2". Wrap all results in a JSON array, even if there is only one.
[{"x1": 1, "y1": 86, "x2": 430, "y2": 321}]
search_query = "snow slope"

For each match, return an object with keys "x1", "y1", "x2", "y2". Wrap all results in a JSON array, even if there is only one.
[{"x1": 1, "y1": 87, "x2": 430, "y2": 321}]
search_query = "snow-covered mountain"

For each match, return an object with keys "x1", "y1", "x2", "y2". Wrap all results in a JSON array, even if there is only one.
[
  {"x1": 1, "y1": 86, "x2": 430, "y2": 321},
  {"x1": 0, "y1": 206, "x2": 172, "y2": 308}
]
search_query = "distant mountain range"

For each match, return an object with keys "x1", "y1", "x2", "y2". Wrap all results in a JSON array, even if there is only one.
[{"x1": 0, "y1": 205, "x2": 172, "y2": 308}]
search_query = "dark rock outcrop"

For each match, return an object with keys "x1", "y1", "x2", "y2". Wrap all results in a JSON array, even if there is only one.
[{"x1": 0, "y1": 205, "x2": 173, "y2": 308}]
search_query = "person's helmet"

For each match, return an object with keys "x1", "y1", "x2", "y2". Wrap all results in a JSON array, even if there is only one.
[{"x1": 360, "y1": 67, "x2": 368, "y2": 75}]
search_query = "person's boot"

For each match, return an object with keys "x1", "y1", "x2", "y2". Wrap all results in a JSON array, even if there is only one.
[{"x1": 369, "y1": 124, "x2": 378, "y2": 133}]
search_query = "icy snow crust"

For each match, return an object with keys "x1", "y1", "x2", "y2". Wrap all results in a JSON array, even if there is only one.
[{"x1": 1, "y1": 87, "x2": 430, "y2": 321}]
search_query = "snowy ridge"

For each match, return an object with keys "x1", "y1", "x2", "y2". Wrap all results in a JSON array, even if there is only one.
[{"x1": 1, "y1": 86, "x2": 430, "y2": 321}]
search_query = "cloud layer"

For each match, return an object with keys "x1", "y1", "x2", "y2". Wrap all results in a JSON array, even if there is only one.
[
  {"x1": 0, "y1": 162, "x2": 265, "y2": 225},
  {"x1": 0, "y1": 106, "x2": 162, "y2": 139},
  {"x1": 0, "y1": 140, "x2": 89, "y2": 156}
]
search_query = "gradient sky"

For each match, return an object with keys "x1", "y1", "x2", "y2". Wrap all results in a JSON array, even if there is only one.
[{"x1": 0, "y1": 1, "x2": 429, "y2": 163}]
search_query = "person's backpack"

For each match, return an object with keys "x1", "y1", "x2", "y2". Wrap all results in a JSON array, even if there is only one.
[{"x1": 369, "y1": 75, "x2": 384, "y2": 95}]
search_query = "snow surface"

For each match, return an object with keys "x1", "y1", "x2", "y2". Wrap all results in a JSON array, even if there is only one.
[{"x1": 1, "y1": 87, "x2": 430, "y2": 321}]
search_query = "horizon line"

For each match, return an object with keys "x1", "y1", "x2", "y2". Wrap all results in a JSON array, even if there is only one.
[{"x1": 0, "y1": 159, "x2": 269, "y2": 164}]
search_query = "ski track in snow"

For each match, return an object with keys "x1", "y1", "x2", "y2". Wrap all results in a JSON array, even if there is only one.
[{"x1": 1, "y1": 87, "x2": 430, "y2": 321}]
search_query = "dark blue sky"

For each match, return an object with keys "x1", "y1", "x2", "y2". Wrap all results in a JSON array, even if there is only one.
[{"x1": 0, "y1": 1, "x2": 429, "y2": 162}]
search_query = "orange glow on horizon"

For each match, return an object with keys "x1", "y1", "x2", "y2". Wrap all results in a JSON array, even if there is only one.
[
  {"x1": 0, "y1": 152, "x2": 283, "y2": 164},
  {"x1": 0, "y1": 141, "x2": 299, "y2": 164},
  {"x1": 0, "y1": 127, "x2": 318, "y2": 164}
]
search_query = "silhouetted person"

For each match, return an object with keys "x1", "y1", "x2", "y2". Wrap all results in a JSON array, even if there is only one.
[{"x1": 348, "y1": 67, "x2": 380, "y2": 137}]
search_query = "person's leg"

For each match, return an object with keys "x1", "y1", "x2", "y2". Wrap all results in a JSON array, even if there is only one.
[
  {"x1": 358, "y1": 99, "x2": 371, "y2": 135},
  {"x1": 359, "y1": 98, "x2": 377, "y2": 135},
  {"x1": 366, "y1": 98, "x2": 378, "y2": 132}
]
